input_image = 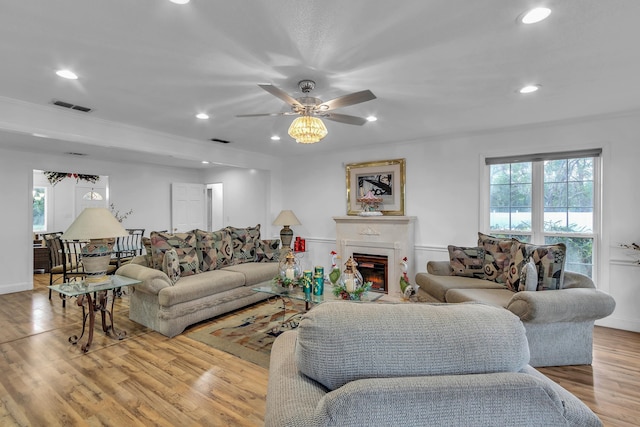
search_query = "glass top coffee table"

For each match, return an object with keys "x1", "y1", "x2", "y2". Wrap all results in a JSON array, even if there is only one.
[
  {"x1": 49, "y1": 275, "x2": 140, "y2": 352},
  {"x1": 253, "y1": 282, "x2": 383, "y2": 310},
  {"x1": 253, "y1": 282, "x2": 383, "y2": 330}
]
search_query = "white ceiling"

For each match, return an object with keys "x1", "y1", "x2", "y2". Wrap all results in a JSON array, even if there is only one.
[{"x1": 1, "y1": 1, "x2": 640, "y2": 167}]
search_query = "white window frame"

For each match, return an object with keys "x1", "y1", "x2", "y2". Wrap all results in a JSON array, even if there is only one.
[{"x1": 480, "y1": 150, "x2": 602, "y2": 282}]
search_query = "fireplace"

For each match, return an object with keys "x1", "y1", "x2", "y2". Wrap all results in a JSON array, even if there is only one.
[
  {"x1": 353, "y1": 253, "x2": 388, "y2": 293},
  {"x1": 334, "y1": 215, "x2": 416, "y2": 297}
]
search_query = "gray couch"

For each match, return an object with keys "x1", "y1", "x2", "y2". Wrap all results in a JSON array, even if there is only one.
[
  {"x1": 117, "y1": 258, "x2": 277, "y2": 337},
  {"x1": 415, "y1": 261, "x2": 616, "y2": 367},
  {"x1": 265, "y1": 302, "x2": 602, "y2": 427}
]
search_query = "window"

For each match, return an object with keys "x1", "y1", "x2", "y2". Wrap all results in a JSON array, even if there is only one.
[
  {"x1": 33, "y1": 186, "x2": 47, "y2": 232},
  {"x1": 486, "y1": 150, "x2": 601, "y2": 278}
]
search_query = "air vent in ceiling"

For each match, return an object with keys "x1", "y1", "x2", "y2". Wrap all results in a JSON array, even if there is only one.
[
  {"x1": 51, "y1": 99, "x2": 93, "y2": 113},
  {"x1": 210, "y1": 138, "x2": 231, "y2": 144},
  {"x1": 66, "y1": 152, "x2": 87, "y2": 156}
]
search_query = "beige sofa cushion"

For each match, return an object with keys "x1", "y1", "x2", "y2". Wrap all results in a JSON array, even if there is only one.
[
  {"x1": 415, "y1": 272, "x2": 504, "y2": 302},
  {"x1": 222, "y1": 262, "x2": 278, "y2": 285},
  {"x1": 445, "y1": 288, "x2": 515, "y2": 308},
  {"x1": 157, "y1": 269, "x2": 246, "y2": 306}
]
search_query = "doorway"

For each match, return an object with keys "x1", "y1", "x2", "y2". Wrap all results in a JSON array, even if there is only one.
[{"x1": 207, "y1": 183, "x2": 223, "y2": 231}]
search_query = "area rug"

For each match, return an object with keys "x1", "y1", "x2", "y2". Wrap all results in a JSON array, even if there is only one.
[{"x1": 185, "y1": 298, "x2": 307, "y2": 369}]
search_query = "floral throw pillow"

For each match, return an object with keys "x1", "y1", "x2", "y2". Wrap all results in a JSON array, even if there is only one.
[
  {"x1": 150, "y1": 231, "x2": 200, "y2": 276},
  {"x1": 448, "y1": 245, "x2": 485, "y2": 279},
  {"x1": 478, "y1": 232, "x2": 514, "y2": 285},
  {"x1": 256, "y1": 239, "x2": 281, "y2": 262},
  {"x1": 162, "y1": 248, "x2": 181, "y2": 285}
]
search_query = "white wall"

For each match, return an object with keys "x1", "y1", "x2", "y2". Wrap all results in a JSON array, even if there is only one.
[
  {"x1": 202, "y1": 167, "x2": 277, "y2": 238},
  {"x1": 282, "y1": 112, "x2": 640, "y2": 332}
]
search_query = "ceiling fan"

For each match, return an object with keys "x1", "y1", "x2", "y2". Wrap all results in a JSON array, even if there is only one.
[{"x1": 236, "y1": 80, "x2": 376, "y2": 143}]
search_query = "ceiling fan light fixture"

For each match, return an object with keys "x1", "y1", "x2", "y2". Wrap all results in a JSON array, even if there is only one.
[{"x1": 288, "y1": 116, "x2": 328, "y2": 144}]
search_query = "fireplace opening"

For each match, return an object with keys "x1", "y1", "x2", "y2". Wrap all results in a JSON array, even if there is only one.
[{"x1": 353, "y1": 253, "x2": 388, "y2": 293}]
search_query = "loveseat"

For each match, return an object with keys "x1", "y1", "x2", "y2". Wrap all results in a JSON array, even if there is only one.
[
  {"x1": 116, "y1": 225, "x2": 280, "y2": 337},
  {"x1": 414, "y1": 233, "x2": 616, "y2": 367},
  {"x1": 265, "y1": 302, "x2": 603, "y2": 427}
]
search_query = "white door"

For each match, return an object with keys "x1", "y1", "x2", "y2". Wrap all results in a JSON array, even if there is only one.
[{"x1": 171, "y1": 183, "x2": 205, "y2": 232}]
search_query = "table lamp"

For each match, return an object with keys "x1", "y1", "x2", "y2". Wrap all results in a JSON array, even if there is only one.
[
  {"x1": 61, "y1": 207, "x2": 129, "y2": 284},
  {"x1": 272, "y1": 210, "x2": 301, "y2": 249}
]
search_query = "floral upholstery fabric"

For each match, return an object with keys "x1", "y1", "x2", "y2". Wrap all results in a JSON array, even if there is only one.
[
  {"x1": 225, "y1": 224, "x2": 261, "y2": 265},
  {"x1": 447, "y1": 245, "x2": 485, "y2": 279},
  {"x1": 195, "y1": 229, "x2": 233, "y2": 271},
  {"x1": 162, "y1": 248, "x2": 181, "y2": 285},
  {"x1": 478, "y1": 232, "x2": 514, "y2": 285},
  {"x1": 256, "y1": 239, "x2": 281, "y2": 262},
  {"x1": 150, "y1": 231, "x2": 200, "y2": 276}
]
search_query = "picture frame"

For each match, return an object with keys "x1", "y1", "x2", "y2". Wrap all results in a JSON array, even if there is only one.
[{"x1": 346, "y1": 158, "x2": 406, "y2": 216}]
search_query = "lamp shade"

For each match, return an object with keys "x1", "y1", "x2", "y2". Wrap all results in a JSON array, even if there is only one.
[
  {"x1": 288, "y1": 116, "x2": 328, "y2": 144},
  {"x1": 61, "y1": 207, "x2": 129, "y2": 240},
  {"x1": 273, "y1": 210, "x2": 301, "y2": 226}
]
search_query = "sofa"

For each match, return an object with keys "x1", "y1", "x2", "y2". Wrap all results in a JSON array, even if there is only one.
[
  {"x1": 116, "y1": 225, "x2": 280, "y2": 337},
  {"x1": 265, "y1": 302, "x2": 603, "y2": 427},
  {"x1": 414, "y1": 233, "x2": 616, "y2": 367}
]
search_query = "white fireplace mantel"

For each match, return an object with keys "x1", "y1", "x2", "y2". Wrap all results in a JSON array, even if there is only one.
[{"x1": 333, "y1": 216, "x2": 416, "y2": 297}]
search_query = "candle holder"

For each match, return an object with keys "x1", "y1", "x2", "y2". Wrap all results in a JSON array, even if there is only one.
[
  {"x1": 273, "y1": 250, "x2": 302, "y2": 291},
  {"x1": 333, "y1": 257, "x2": 371, "y2": 300}
]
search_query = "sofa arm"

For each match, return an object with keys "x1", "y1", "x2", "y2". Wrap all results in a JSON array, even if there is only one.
[
  {"x1": 426, "y1": 260, "x2": 452, "y2": 276},
  {"x1": 115, "y1": 263, "x2": 172, "y2": 295},
  {"x1": 507, "y1": 288, "x2": 616, "y2": 323}
]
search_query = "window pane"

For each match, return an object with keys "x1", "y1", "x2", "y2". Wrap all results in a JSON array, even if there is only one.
[
  {"x1": 489, "y1": 163, "x2": 532, "y2": 232},
  {"x1": 568, "y1": 158, "x2": 593, "y2": 181},
  {"x1": 33, "y1": 187, "x2": 46, "y2": 232},
  {"x1": 544, "y1": 183, "x2": 567, "y2": 208},
  {"x1": 544, "y1": 236, "x2": 593, "y2": 278},
  {"x1": 544, "y1": 159, "x2": 567, "y2": 183}
]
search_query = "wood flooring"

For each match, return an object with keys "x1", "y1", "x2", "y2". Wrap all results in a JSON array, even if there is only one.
[{"x1": 0, "y1": 274, "x2": 637, "y2": 426}]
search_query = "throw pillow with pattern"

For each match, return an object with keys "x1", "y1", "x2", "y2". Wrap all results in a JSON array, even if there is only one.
[
  {"x1": 162, "y1": 248, "x2": 181, "y2": 285},
  {"x1": 478, "y1": 232, "x2": 514, "y2": 284},
  {"x1": 529, "y1": 243, "x2": 566, "y2": 290},
  {"x1": 256, "y1": 239, "x2": 281, "y2": 262},
  {"x1": 195, "y1": 229, "x2": 233, "y2": 271},
  {"x1": 225, "y1": 224, "x2": 261, "y2": 265},
  {"x1": 150, "y1": 231, "x2": 200, "y2": 276},
  {"x1": 448, "y1": 245, "x2": 485, "y2": 279},
  {"x1": 506, "y1": 239, "x2": 533, "y2": 292},
  {"x1": 519, "y1": 258, "x2": 539, "y2": 292}
]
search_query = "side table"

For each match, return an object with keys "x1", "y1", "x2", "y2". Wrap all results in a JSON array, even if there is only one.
[{"x1": 48, "y1": 275, "x2": 141, "y2": 352}]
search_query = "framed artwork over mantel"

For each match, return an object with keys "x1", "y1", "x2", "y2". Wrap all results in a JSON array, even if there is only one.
[{"x1": 346, "y1": 158, "x2": 406, "y2": 216}]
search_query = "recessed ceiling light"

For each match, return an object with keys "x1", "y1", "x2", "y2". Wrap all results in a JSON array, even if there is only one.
[
  {"x1": 366, "y1": 116, "x2": 378, "y2": 122},
  {"x1": 519, "y1": 84, "x2": 541, "y2": 94},
  {"x1": 202, "y1": 161, "x2": 210, "y2": 164},
  {"x1": 519, "y1": 7, "x2": 551, "y2": 24},
  {"x1": 32, "y1": 133, "x2": 49, "y2": 138},
  {"x1": 270, "y1": 135, "x2": 281, "y2": 141},
  {"x1": 170, "y1": 0, "x2": 190, "y2": 4},
  {"x1": 55, "y1": 69, "x2": 78, "y2": 80},
  {"x1": 196, "y1": 113, "x2": 210, "y2": 120}
]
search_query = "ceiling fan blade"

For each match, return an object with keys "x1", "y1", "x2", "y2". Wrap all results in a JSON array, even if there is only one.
[
  {"x1": 236, "y1": 112, "x2": 288, "y2": 118},
  {"x1": 319, "y1": 90, "x2": 376, "y2": 111},
  {"x1": 258, "y1": 84, "x2": 302, "y2": 107},
  {"x1": 323, "y1": 113, "x2": 368, "y2": 126}
]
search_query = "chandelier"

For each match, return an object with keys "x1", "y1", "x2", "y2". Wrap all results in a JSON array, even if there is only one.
[{"x1": 287, "y1": 116, "x2": 328, "y2": 144}]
